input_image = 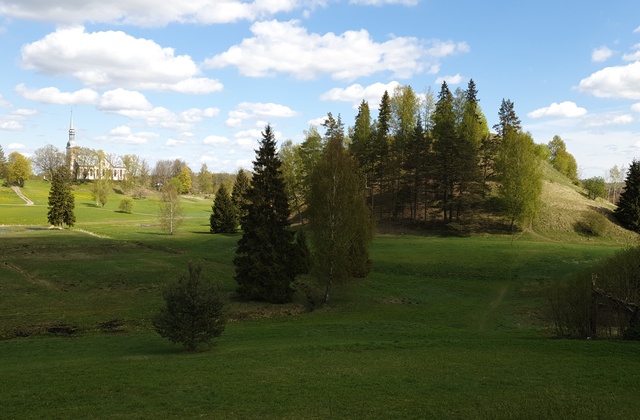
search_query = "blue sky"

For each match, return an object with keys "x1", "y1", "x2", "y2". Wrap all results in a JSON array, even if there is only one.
[{"x1": 0, "y1": 0, "x2": 639, "y2": 178}]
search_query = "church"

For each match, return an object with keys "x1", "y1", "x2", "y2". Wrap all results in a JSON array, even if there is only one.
[{"x1": 65, "y1": 113, "x2": 126, "y2": 182}]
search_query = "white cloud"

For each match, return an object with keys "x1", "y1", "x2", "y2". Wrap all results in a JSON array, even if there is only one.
[
  {"x1": 203, "y1": 135, "x2": 229, "y2": 145},
  {"x1": 0, "y1": 0, "x2": 306, "y2": 26},
  {"x1": 435, "y1": 73, "x2": 463, "y2": 85},
  {"x1": 235, "y1": 127, "x2": 283, "y2": 150},
  {"x1": 622, "y1": 44, "x2": 640, "y2": 62},
  {"x1": 578, "y1": 61, "x2": 640, "y2": 99},
  {"x1": 308, "y1": 116, "x2": 328, "y2": 127},
  {"x1": 591, "y1": 46, "x2": 613, "y2": 62},
  {"x1": 635, "y1": 26, "x2": 640, "y2": 33},
  {"x1": 95, "y1": 129, "x2": 159, "y2": 145},
  {"x1": 97, "y1": 89, "x2": 152, "y2": 111},
  {"x1": 13, "y1": 109, "x2": 38, "y2": 116},
  {"x1": 585, "y1": 113, "x2": 633, "y2": 127},
  {"x1": 21, "y1": 26, "x2": 223, "y2": 94},
  {"x1": 350, "y1": 0, "x2": 418, "y2": 4},
  {"x1": 632, "y1": 103, "x2": 640, "y2": 112},
  {"x1": 0, "y1": 121, "x2": 22, "y2": 131},
  {"x1": 225, "y1": 117, "x2": 243, "y2": 127},
  {"x1": 205, "y1": 20, "x2": 469, "y2": 80},
  {"x1": 320, "y1": 81, "x2": 400, "y2": 108},
  {"x1": 527, "y1": 101, "x2": 588, "y2": 119},
  {"x1": 0, "y1": 94, "x2": 11, "y2": 108},
  {"x1": 15, "y1": 84, "x2": 99, "y2": 105},
  {"x1": 166, "y1": 138, "x2": 189, "y2": 147},
  {"x1": 7, "y1": 143, "x2": 25, "y2": 150},
  {"x1": 180, "y1": 108, "x2": 220, "y2": 123}
]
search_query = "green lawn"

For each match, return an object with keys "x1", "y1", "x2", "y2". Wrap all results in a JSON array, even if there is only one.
[{"x1": 1, "y1": 183, "x2": 639, "y2": 418}]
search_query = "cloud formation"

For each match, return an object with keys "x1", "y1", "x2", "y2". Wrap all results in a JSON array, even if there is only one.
[
  {"x1": 578, "y1": 61, "x2": 640, "y2": 99},
  {"x1": 591, "y1": 46, "x2": 613, "y2": 62},
  {"x1": 320, "y1": 81, "x2": 400, "y2": 108},
  {"x1": 527, "y1": 101, "x2": 587, "y2": 119},
  {"x1": 21, "y1": 26, "x2": 222, "y2": 94},
  {"x1": 205, "y1": 20, "x2": 469, "y2": 80}
]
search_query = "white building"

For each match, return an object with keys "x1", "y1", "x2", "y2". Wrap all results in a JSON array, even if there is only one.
[{"x1": 65, "y1": 113, "x2": 126, "y2": 181}]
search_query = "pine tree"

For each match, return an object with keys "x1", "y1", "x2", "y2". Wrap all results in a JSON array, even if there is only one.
[
  {"x1": 432, "y1": 81, "x2": 457, "y2": 222},
  {"x1": 614, "y1": 160, "x2": 640, "y2": 233},
  {"x1": 231, "y1": 169, "x2": 251, "y2": 223},
  {"x1": 210, "y1": 183, "x2": 237, "y2": 233},
  {"x1": 233, "y1": 125, "x2": 298, "y2": 303},
  {"x1": 152, "y1": 262, "x2": 226, "y2": 351},
  {"x1": 47, "y1": 166, "x2": 76, "y2": 228}
]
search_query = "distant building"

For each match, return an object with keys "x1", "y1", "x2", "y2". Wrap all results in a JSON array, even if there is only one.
[{"x1": 65, "y1": 112, "x2": 126, "y2": 181}]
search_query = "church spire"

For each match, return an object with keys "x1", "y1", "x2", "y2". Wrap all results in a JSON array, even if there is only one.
[{"x1": 67, "y1": 111, "x2": 76, "y2": 149}]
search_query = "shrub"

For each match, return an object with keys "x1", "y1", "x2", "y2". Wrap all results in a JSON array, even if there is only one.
[
  {"x1": 131, "y1": 187, "x2": 148, "y2": 199},
  {"x1": 119, "y1": 197, "x2": 134, "y2": 213},
  {"x1": 583, "y1": 176, "x2": 606, "y2": 200},
  {"x1": 152, "y1": 262, "x2": 226, "y2": 351},
  {"x1": 574, "y1": 210, "x2": 608, "y2": 236}
]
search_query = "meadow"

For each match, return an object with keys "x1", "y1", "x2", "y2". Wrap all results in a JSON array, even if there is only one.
[{"x1": 1, "y1": 180, "x2": 639, "y2": 418}]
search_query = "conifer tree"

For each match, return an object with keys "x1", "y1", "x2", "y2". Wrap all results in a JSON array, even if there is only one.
[
  {"x1": 233, "y1": 125, "x2": 298, "y2": 303},
  {"x1": 373, "y1": 91, "x2": 392, "y2": 217},
  {"x1": 210, "y1": 183, "x2": 237, "y2": 233},
  {"x1": 614, "y1": 160, "x2": 640, "y2": 233},
  {"x1": 432, "y1": 81, "x2": 458, "y2": 222},
  {"x1": 47, "y1": 165, "x2": 76, "y2": 228},
  {"x1": 231, "y1": 168, "x2": 251, "y2": 223}
]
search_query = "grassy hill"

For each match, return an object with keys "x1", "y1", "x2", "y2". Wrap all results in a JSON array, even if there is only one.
[{"x1": 1, "y1": 177, "x2": 640, "y2": 417}]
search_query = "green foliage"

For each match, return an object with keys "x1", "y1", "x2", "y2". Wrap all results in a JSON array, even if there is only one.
[
  {"x1": 176, "y1": 166, "x2": 192, "y2": 194},
  {"x1": 550, "y1": 246, "x2": 640, "y2": 339},
  {"x1": 197, "y1": 163, "x2": 213, "y2": 194},
  {"x1": 0, "y1": 144, "x2": 7, "y2": 180},
  {"x1": 231, "y1": 169, "x2": 250, "y2": 223},
  {"x1": 158, "y1": 179, "x2": 184, "y2": 235},
  {"x1": 118, "y1": 197, "x2": 134, "y2": 213},
  {"x1": 614, "y1": 160, "x2": 640, "y2": 232},
  {"x1": 496, "y1": 129, "x2": 543, "y2": 231},
  {"x1": 583, "y1": 176, "x2": 606, "y2": 200},
  {"x1": 574, "y1": 210, "x2": 608, "y2": 236},
  {"x1": 7, "y1": 151, "x2": 32, "y2": 187},
  {"x1": 308, "y1": 134, "x2": 374, "y2": 303},
  {"x1": 91, "y1": 179, "x2": 111, "y2": 207},
  {"x1": 234, "y1": 125, "x2": 298, "y2": 303},
  {"x1": 152, "y1": 262, "x2": 226, "y2": 351},
  {"x1": 47, "y1": 166, "x2": 76, "y2": 228},
  {"x1": 209, "y1": 183, "x2": 237, "y2": 233}
]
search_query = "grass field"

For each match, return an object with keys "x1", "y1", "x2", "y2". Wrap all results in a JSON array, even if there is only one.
[{"x1": 1, "y1": 180, "x2": 640, "y2": 418}]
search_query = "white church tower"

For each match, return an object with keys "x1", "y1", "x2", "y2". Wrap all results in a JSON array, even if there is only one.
[{"x1": 66, "y1": 111, "x2": 78, "y2": 173}]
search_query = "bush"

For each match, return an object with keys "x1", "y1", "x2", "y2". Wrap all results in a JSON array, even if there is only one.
[
  {"x1": 119, "y1": 197, "x2": 134, "y2": 213},
  {"x1": 131, "y1": 187, "x2": 148, "y2": 199},
  {"x1": 549, "y1": 246, "x2": 640, "y2": 339},
  {"x1": 574, "y1": 210, "x2": 608, "y2": 236},
  {"x1": 152, "y1": 263, "x2": 226, "y2": 351},
  {"x1": 583, "y1": 176, "x2": 606, "y2": 200}
]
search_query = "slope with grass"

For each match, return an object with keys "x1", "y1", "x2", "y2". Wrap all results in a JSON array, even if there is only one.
[{"x1": 1, "y1": 176, "x2": 639, "y2": 417}]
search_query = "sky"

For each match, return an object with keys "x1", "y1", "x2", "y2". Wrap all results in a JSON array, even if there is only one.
[{"x1": 0, "y1": 0, "x2": 639, "y2": 178}]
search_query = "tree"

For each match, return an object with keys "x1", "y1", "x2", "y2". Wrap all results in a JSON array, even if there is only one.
[
  {"x1": 548, "y1": 135, "x2": 578, "y2": 182},
  {"x1": 91, "y1": 179, "x2": 111, "y2": 207},
  {"x1": 153, "y1": 160, "x2": 173, "y2": 188},
  {"x1": 279, "y1": 140, "x2": 306, "y2": 224},
  {"x1": 197, "y1": 163, "x2": 213, "y2": 194},
  {"x1": 119, "y1": 197, "x2": 134, "y2": 213},
  {"x1": 210, "y1": 183, "x2": 237, "y2": 233},
  {"x1": 614, "y1": 160, "x2": 640, "y2": 233},
  {"x1": 176, "y1": 166, "x2": 192, "y2": 194},
  {"x1": 121, "y1": 154, "x2": 141, "y2": 191},
  {"x1": 152, "y1": 262, "x2": 226, "y2": 351},
  {"x1": 308, "y1": 128, "x2": 374, "y2": 304},
  {"x1": 583, "y1": 177, "x2": 606, "y2": 200},
  {"x1": 234, "y1": 124, "x2": 299, "y2": 303},
  {"x1": 0, "y1": 144, "x2": 7, "y2": 180},
  {"x1": 32, "y1": 144, "x2": 65, "y2": 180},
  {"x1": 159, "y1": 179, "x2": 184, "y2": 235},
  {"x1": 73, "y1": 147, "x2": 99, "y2": 181},
  {"x1": 231, "y1": 169, "x2": 251, "y2": 223},
  {"x1": 432, "y1": 81, "x2": 458, "y2": 222},
  {"x1": 7, "y1": 152, "x2": 32, "y2": 187},
  {"x1": 47, "y1": 166, "x2": 75, "y2": 228},
  {"x1": 496, "y1": 130, "x2": 543, "y2": 231}
]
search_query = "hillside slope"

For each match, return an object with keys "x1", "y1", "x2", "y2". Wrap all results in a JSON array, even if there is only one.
[{"x1": 534, "y1": 163, "x2": 636, "y2": 244}]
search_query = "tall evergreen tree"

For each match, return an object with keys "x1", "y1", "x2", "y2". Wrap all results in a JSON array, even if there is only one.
[
  {"x1": 47, "y1": 166, "x2": 76, "y2": 228},
  {"x1": 614, "y1": 160, "x2": 640, "y2": 233},
  {"x1": 432, "y1": 81, "x2": 458, "y2": 222},
  {"x1": 210, "y1": 183, "x2": 237, "y2": 233},
  {"x1": 234, "y1": 125, "x2": 298, "y2": 303},
  {"x1": 373, "y1": 90, "x2": 392, "y2": 217},
  {"x1": 494, "y1": 99, "x2": 521, "y2": 139},
  {"x1": 231, "y1": 168, "x2": 251, "y2": 223}
]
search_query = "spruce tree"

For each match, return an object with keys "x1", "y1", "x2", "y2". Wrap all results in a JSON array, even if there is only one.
[
  {"x1": 432, "y1": 81, "x2": 457, "y2": 222},
  {"x1": 210, "y1": 183, "x2": 237, "y2": 233},
  {"x1": 614, "y1": 160, "x2": 640, "y2": 233},
  {"x1": 47, "y1": 166, "x2": 76, "y2": 228},
  {"x1": 233, "y1": 125, "x2": 298, "y2": 303},
  {"x1": 231, "y1": 169, "x2": 250, "y2": 222}
]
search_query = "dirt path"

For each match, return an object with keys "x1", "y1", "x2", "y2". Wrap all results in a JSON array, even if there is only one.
[{"x1": 11, "y1": 186, "x2": 34, "y2": 205}]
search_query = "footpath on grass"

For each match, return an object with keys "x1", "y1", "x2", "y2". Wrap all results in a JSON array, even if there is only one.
[{"x1": 11, "y1": 186, "x2": 34, "y2": 205}]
